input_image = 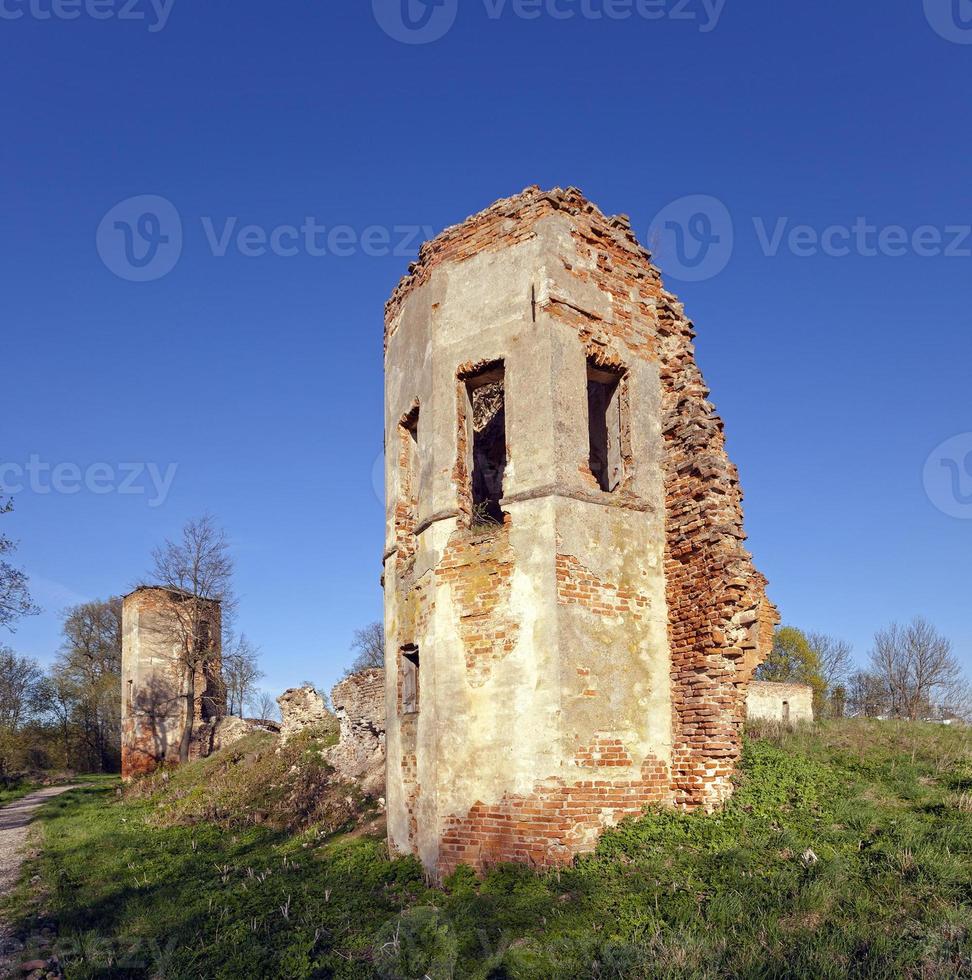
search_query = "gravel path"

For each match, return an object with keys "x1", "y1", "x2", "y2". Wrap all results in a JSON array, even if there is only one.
[
  {"x1": 0, "y1": 786, "x2": 78, "y2": 975},
  {"x1": 0, "y1": 786, "x2": 77, "y2": 899}
]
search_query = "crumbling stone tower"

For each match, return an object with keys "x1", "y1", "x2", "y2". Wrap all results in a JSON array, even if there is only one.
[
  {"x1": 382, "y1": 187, "x2": 777, "y2": 878},
  {"x1": 121, "y1": 586, "x2": 224, "y2": 779}
]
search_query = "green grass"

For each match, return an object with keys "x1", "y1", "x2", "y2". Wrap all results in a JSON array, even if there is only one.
[
  {"x1": 0, "y1": 778, "x2": 39, "y2": 806},
  {"x1": 10, "y1": 721, "x2": 972, "y2": 979}
]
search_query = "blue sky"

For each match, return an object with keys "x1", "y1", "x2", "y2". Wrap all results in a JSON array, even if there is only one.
[{"x1": 2, "y1": 0, "x2": 971, "y2": 698}]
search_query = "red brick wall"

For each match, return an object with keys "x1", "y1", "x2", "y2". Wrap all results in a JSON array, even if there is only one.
[
  {"x1": 656, "y1": 295, "x2": 777, "y2": 809},
  {"x1": 437, "y1": 526, "x2": 519, "y2": 688},
  {"x1": 438, "y1": 755, "x2": 670, "y2": 875},
  {"x1": 574, "y1": 736, "x2": 634, "y2": 768},
  {"x1": 556, "y1": 553, "x2": 651, "y2": 617}
]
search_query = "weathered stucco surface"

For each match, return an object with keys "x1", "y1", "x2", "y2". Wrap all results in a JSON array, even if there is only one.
[
  {"x1": 120, "y1": 587, "x2": 224, "y2": 780},
  {"x1": 383, "y1": 187, "x2": 778, "y2": 878},
  {"x1": 746, "y1": 681, "x2": 814, "y2": 726}
]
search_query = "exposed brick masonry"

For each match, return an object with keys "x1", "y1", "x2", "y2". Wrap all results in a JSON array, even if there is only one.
[
  {"x1": 385, "y1": 186, "x2": 778, "y2": 875},
  {"x1": 556, "y1": 553, "x2": 651, "y2": 617},
  {"x1": 437, "y1": 527, "x2": 519, "y2": 688},
  {"x1": 438, "y1": 755, "x2": 670, "y2": 874}
]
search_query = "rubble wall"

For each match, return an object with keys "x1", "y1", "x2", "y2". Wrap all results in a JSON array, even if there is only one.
[{"x1": 328, "y1": 669, "x2": 385, "y2": 795}]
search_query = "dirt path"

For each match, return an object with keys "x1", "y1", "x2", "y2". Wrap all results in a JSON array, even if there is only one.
[
  {"x1": 0, "y1": 786, "x2": 79, "y2": 975},
  {"x1": 0, "y1": 786, "x2": 78, "y2": 899}
]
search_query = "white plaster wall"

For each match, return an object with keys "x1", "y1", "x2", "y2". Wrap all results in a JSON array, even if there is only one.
[{"x1": 746, "y1": 682, "x2": 814, "y2": 725}]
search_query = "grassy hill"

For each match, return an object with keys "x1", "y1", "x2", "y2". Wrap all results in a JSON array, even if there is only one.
[{"x1": 6, "y1": 720, "x2": 972, "y2": 979}]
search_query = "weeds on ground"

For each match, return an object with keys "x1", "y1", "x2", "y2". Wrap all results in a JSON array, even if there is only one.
[
  {"x1": 125, "y1": 724, "x2": 359, "y2": 836},
  {"x1": 14, "y1": 720, "x2": 972, "y2": 979}
]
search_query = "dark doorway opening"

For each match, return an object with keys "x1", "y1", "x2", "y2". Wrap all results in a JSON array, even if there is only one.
[
  {"x1": 465, "y1": 364, "x2": 507, "y2": 524},
  {"x1": 401, "y1": 645, "x2": 420, "y2": 715}
]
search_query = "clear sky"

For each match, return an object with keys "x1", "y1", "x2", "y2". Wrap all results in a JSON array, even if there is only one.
[{"x1": 2, "y1": 0, "x2": 970, "y2": 698}]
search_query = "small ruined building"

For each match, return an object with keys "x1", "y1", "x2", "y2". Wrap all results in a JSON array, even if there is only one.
[
  {"x1": 121, "y1": 586, "x2": 225, "y2": 779},
  {"x1": 746, "y1": 681, "x2": 814, "y2": 726},
  {"x1": 382, "y1": 186, "x2": 779, "y2": 878}
]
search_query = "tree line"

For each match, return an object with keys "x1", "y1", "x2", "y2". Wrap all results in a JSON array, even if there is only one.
[
  {"x1": 0, "y1": 510, "x2": 273, "y2": 775},
  {"x1": 757, "y1": 619, "x2": 970, "y2": 722},
  {"x1": 1, "y1": 497, "x2": 968, "y2": 776},
  {"x1": 0, "y1": 505, "x2": 386, "y2": 778}
]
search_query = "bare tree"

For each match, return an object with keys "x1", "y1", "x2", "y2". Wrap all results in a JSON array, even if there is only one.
[
  {"x1": 248, "y1": 689, "x2": 279, "y2": 723},
  {"x1": 347, "y1": 621, "x2": 385, "y2": 675},
  {"x1": 807, "y1": 632, "x2": 853, "y2": 689},
  {"x1": 148, "y1": 516, "x2": 235, "y2": 762},
  {"x1": 50, "y1": 597, "x2": 123, "y2": 771},
  {"x1": 869, "y1": 617, "x2": 965, "y2": 721},
  {"x1": 223, "y1": 634, "x2": 263, "y2": 718},
  {"x1": 807, "y1": 631, "x2": 853, "y2": 717},
  {"x1": 847, "y1": 670, "x2": 887, "y2": 718},
  {"x1": 0, "y1": 500, "x2": 38, "y2": 631}
]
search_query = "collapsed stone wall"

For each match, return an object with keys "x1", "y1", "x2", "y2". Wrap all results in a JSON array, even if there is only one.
[
  {"x1": 277, "y1": 686, "x2": 332, "y2": 743},
  {"x1": 328, "y1": 669, "x2": 386, "y2": 798}
]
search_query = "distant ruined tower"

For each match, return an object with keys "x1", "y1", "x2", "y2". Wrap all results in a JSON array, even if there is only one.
[
  {"x1": 121, "y1": 586, "x2": 224, "y2": 779},
  {"x1": 382, "y1": 187, "x2": 778, "y2": 878}
]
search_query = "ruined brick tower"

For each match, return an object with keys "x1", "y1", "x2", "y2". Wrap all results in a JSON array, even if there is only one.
[
  {"x1": 382, "y1": 187, "x2": 777, "y2": 878},
  {"x1": 121, "y1": 586, "x2": 224, "y2": 779}
]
